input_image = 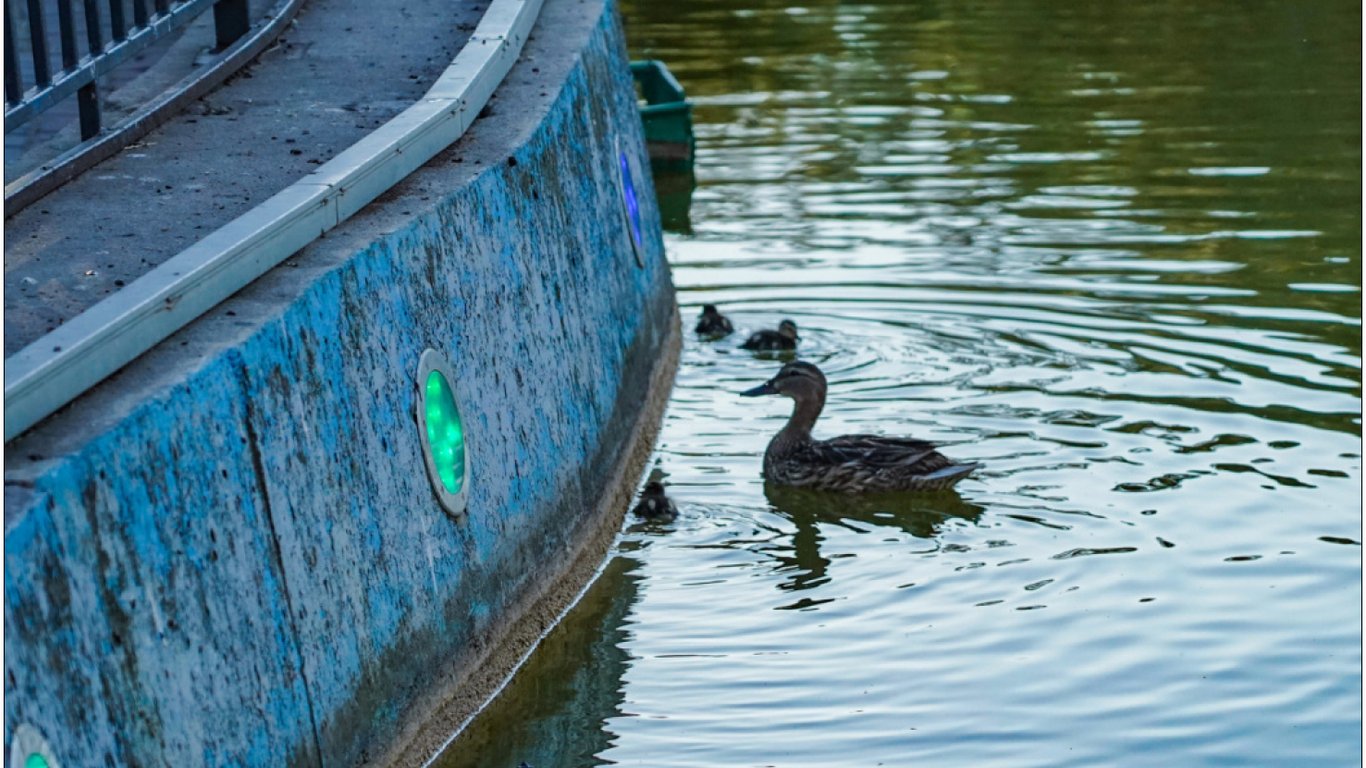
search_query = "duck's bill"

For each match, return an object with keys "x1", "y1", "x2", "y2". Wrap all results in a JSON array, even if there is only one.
[{"x1": 740, "y1": 381, "x2": 779, "y2": 397}]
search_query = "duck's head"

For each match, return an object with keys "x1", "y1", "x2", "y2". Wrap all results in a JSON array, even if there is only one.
[
  {"x1": 740, "y1": 360, "x2": 826, "y2": 401},
  {"x1": 778, "y1": 319, "x2": 799, "y2": 340},
  {"x1": 701, "y1": 304, "x2": 722, "y2": 317},
  {"x1": 642, "y1": 480, "x2": 668, "y2": 497}
]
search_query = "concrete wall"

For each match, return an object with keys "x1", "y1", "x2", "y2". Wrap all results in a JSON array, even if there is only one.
[{"x1": 2, "y1": 0, "x2": 676, "y2": 763}]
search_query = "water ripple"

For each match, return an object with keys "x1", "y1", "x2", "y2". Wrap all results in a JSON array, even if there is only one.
[{"x1": 435, "y1": 0, "x2": 1362, "y2": 765}]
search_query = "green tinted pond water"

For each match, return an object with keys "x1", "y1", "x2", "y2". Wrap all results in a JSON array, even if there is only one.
[{"x1": 436, "y1": 0, "x2": 1361, "y2": 765}]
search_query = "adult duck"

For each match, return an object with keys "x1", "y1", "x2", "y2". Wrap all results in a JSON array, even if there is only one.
[
  {"x1": 740, "y1": 319, "x2": 799, "y2": 351},
  {"x1": 741, "y1": 361, "x2": 979, "y2": 492}
]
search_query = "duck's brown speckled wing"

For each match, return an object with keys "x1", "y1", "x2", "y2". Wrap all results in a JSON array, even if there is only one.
[
  {"x1": 806, "y1": 434, "x2": 953, "y2": 473},
  {"x1": 767, "y1": 434, "x2": 978, "y2": 492}
]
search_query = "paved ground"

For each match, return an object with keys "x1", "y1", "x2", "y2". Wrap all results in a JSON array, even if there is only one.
[
  {"x1": 4, "y1": 0, "x2": 252, "y2": 181},
  {"x1": 4, "y1": 0, "x2": 486, "y2": 356}
]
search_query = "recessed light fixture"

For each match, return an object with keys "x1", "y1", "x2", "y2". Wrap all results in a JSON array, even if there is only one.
[
  {"x1": 416, "y1": 349, "x2": 469, "y2": 518},
  {"x1": 10, "y1": 724, "x2": 59, "y2": 768},
  {"x1": 616, "y1": 136, "x2": 646, "y2": 266}
]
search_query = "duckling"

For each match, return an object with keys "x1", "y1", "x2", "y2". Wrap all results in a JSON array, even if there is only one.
[
  {"x1": 631, "y1": 481, "x2": 678, "y2": 521},
  {"x1": 695, "y1": 304, "x2": 734, "y2": 337},
  {"x1": 741, "y1": 361, "x2": 980, "y2": 492},
  {"x1": 740, "y1": 319, "x2": 799, "y2": 351}
]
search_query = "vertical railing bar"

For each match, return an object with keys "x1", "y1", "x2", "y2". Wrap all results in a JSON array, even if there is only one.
[
  {"x1": 77, "y1": 82, "x2": 100, "y2": 138},
  {"x1": 9, "y1": 0, "x2": 261, "y2": 139},
  {"x1": 212, "y1": 0, "x2": 249, "y2": 51},
  {"x1": 109, "y1": 0, "x2": 127, "y2": 41},
  {"x1": 56, "y1": 0, "x2": 79, "y2": 70},
  {"x1": 4, "y1": 4, "x2": 22, "y2": 105},
  {"x1": 83, "y1": 0, "x2": 105, "y2": 55},
  {"x1": 26, "y1": 0, "x2": 51, "y2": 86}
]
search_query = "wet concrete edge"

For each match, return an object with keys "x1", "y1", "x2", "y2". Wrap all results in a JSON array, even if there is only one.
[
  {"x1": 380, "y1": 309, "x2": 680, "y2": 768},
  {"x1": 3, "y1": 0, "x2": 673, "y2": 762}
]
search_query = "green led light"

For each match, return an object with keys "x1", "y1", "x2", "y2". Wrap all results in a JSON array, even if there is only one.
[
  {"x1": 416, "y1": 349, "x2": 469, "y2": 518},
  {"x1": 424, "y1": 370, "x2": 466, "y2": 495},
  {"x1": 26, "y1": 754, "x2": 50, "y2": 768}
]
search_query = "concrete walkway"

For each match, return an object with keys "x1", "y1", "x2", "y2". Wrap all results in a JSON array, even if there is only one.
[
  {"x1": 4, "y1": 0, "x2": 282, "y2": 181},
  {"x1": 4, "y1": 0, "x2": 485, "y2": 356}
]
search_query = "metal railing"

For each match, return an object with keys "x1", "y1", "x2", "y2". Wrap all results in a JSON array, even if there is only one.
[
  {"x1": 4, "y1": 0, "x2": 248, "y2": 140},
  {"x1": 5, "y1": 0, "x2": 546, "y2": 441}
]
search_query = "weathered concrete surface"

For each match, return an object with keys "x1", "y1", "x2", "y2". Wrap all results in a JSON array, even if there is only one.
[
  {"x1": 3, "y1": 0, "x2": 486, "y2": 356},
  {"x1": 4, "y1": 0, "x2": 676, "y2": 764}
]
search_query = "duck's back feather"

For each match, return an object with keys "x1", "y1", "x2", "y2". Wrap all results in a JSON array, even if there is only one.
[
  {"x1": 810, "y1": 434, "x2": 946, "y2": 470},
  {"x1": 740, "y1": 330, "x2": 796, "y2": 351},
  {"x1": 767, "y1": 434, "x2": 978, "y2": 492},
  {"x1": 696, "y1": 315, "x2": 734, "y2": 336}
]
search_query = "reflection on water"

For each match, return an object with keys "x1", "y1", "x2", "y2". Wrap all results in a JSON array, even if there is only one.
[
  {"x1": 762, "y1": 484, "x2": 984, "y2": 600},
  {"x1": 650, "y1": 159, "x2": 697, "y2": 234},
  {"x1": 434, "y1": 0, "x2": 1360, "y2": 765},
  {"x1": 764, "y1": 483, "x2": 985, "y2": 542},
  {"x1": 433, "y1": 556, "x2": 640, "y2": 768}
]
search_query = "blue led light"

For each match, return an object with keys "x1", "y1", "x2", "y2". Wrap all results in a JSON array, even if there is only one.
[{"x1": 619, "y1": 150, "x2": 643, "y2": 250}]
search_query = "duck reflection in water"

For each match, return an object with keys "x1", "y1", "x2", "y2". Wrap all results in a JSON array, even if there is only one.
[{"x1": 762, "y1": 482, "x2": 985, "y2": 598}]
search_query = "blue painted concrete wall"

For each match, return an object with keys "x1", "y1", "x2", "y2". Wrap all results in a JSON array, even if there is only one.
[{"x1": 2, "y1": 0, "x2": 675, "y2": 763}]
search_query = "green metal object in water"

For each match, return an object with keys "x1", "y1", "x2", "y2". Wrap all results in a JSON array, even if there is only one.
[
  {"x1": 630, "y1": 60, "x2": 694, "y2": 163},
  {"x1": 25, "y1": 754, "x2": 50, "y2": 768},
  {"x1": 631, "y1": 59, "x2": 696, "y2": 232}
]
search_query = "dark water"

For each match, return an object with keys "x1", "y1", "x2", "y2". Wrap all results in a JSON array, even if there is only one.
[{"x1": 434, "y1": 1, "x2": 1361, "y2": 765}]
